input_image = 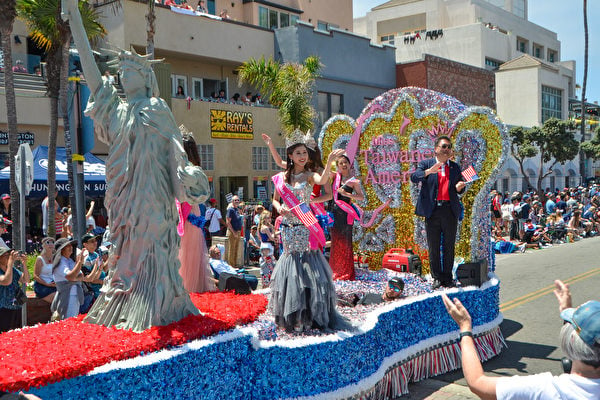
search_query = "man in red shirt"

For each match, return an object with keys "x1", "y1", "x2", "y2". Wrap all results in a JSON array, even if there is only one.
[{"x1": 411, "y1": 135, "x2": 466, "y2": 289}]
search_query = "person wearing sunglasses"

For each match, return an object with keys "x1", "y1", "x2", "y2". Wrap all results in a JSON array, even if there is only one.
[
  {"x1": 32, "y1": 237, "x2": 57, "y2": 304},
  {"x1": 411, "y1": 135, "x2": 466, "y2": 289}
]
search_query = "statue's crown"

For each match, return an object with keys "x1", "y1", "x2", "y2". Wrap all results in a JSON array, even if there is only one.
[{"x1": 106, "y1": 47, "x2": 162, "y2": 70}]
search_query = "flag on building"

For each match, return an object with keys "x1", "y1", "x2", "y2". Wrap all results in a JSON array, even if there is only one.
[
  {"x1": 291, "y1": 202, "x2": 318, "y2": 226},
  {"x1": 462, "y1": 165, "x2": 479, "y2": 182}
]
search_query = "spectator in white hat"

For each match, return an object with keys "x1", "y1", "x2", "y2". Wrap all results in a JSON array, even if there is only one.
[{"x1": 442, "y1": 280, "x2": 600, "y2": 399}]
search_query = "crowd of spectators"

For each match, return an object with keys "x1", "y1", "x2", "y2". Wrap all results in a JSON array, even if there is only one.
[
  {"x1": 0, "y1": 59, "x2": 42, "y2": 76},
  {"x1": 491, "y1": 183, "x2": 600, "y2": 253}
]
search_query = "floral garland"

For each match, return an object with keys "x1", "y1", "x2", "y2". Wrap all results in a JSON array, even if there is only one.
[
  {"x1": 26, "y1": 279, "x2": 502, "y2": 399},
  {"x1": 187, "y1": 213, "x2": 206, "y2": 229},
  {"x1": 0, "y1": 292, "x2": 268, "y2": 393}
]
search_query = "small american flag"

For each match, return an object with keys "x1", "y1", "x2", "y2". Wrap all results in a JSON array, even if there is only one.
[
  {"x1": 462, "y1": 165, "x2": 479, "y2": 183},
  {"x1": 291, "y1": 202, "x2": 318, "y2": 226}
]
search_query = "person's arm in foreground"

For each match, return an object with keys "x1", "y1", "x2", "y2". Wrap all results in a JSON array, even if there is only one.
[{"x1": 442, "y1": 293, "x2": 499, "y2": 400}]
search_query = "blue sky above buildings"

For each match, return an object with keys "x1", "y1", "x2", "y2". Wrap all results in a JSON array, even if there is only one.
[{"x1": 352, "y1": 0, "x2": 600, "y2": 105}]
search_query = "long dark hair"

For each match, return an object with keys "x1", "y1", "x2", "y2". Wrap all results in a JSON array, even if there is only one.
[
  {"x1": 285, "y1": 143, "x2": 309, "y2": 184},
  {"x1": 307, "y1": 146, "x2": 325, "y2": 171},
  {"x1": 183, "y1": 135, "x2": 201, "y2": 166}
]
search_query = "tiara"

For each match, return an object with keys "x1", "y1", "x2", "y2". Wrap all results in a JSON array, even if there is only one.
[{"x1": 285, "y1": 129, "x2": 313, "y2": 149}]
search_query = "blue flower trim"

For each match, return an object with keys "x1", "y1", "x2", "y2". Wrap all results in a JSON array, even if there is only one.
[
  {"x1": 31, "y1": 281, "x2": 501, "y2": 400},
  {"x1": 187, "y1": 213, "x2": 206, "y2": 229}
]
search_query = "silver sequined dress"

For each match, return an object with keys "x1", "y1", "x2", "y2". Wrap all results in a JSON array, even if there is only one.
[{"x1": 269, "y1": 181, "x2": 352, "y2": 331}]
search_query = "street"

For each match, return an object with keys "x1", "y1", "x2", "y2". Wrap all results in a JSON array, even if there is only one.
[{"x1": 404, "y1": 236, "x2": 600, "y2": 399}]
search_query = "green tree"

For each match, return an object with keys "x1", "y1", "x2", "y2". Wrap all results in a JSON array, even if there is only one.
[
  {"x1": 237, "y1": 55, "x2": 321, "y2": 135},
  {"x1": 0, "y1": 0, "x2": 23, "y2": 248},
  {"x1": 17, "y1": 0, "x2": 105, "y2": 236},
  {"x1": 581, "y1": 125, "x2": 600, "y2": 160},
  {"x1": 509, "y1": 118, "x2": 579, "y2": 194}
]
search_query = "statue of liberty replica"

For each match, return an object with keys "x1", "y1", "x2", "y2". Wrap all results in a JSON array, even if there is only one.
[{"x1": 63, "y1": 0, "x2": 210, "y2": 331}]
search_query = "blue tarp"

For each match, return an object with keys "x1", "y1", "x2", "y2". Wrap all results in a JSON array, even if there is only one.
[{"x1": 0, "y1": 146, "x2": 106, "y2": 197}]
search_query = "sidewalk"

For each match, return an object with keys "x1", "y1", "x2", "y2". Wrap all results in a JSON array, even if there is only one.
[{"x1": 402, "y1": 379, "x2": 478, "y2": 399}]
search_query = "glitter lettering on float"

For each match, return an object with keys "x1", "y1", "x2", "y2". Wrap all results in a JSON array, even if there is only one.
[{"x1": 360, "y1": 136, "x2": 434, "y2": 184}]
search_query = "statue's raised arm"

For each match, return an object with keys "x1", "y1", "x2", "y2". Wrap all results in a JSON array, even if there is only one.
[{"x1": 62, "y1": 0, "x2": 102, "y2": 94}]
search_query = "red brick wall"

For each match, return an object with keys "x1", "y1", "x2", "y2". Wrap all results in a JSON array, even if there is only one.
[
  {"x1": 397, "y1": 61, "x2": 427, "y2": 89},
  {"x1": 396, "y1": 55, "x2": 496, "y2": 109}
]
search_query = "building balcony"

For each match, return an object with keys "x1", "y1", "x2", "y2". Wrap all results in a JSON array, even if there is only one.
[{"x1": 96, "y1": 0, "x2": 275, "y2": 64}]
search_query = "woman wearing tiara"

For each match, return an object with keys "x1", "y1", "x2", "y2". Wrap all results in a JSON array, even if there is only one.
[
  {"x1": 330, "y1": 154, "x2": 364, "y2": 280},
  {"x1": 65, "y1": 0, "x2": 209, "y2": 331},
  {"x1": 262, "y1": 133, "x2": 332, "y2": 250},
  {"x1": 177, "y1": 129, "x2": 216, "y2": 293},
  {"x1": 269, "y1": 132, "x2": 351, "y2": 332}
]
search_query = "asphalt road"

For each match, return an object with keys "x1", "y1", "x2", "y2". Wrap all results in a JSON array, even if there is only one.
[{"x1": 405, "y1": 235, "x2": 600, "y2": 398}]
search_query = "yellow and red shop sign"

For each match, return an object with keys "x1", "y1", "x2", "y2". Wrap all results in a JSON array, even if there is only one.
[{"x1": 210, "y1": 109, "x2": 254, "y2": 139}]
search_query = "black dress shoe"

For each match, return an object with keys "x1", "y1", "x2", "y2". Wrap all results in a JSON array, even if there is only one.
[
  {"x1": 442, "y1": 281, "x2": 456, "y2": 288},
  {"x1": 431, "y1": 279, "x2": 443, "y2": 289}
]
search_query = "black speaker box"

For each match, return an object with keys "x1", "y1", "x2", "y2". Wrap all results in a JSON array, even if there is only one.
[{"x1": 456, "y1": 259, "x2": 489, "y2": 287}]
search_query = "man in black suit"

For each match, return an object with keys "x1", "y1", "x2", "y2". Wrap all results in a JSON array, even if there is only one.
[{"x1": 411, "y1": 135, "x2": 466, "y2": 289}]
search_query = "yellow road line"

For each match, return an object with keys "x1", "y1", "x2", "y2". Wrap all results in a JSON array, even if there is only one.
[{"x1": 500, "y1": 267, "x2": 600, "y2": 313}]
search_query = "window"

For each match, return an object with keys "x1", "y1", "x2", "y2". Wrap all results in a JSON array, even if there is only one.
[
  {"x1": 252, "y1": 147, "x2": 269, "y2": 170},
  {"x1": 317, "y1": 21, "x2": 328, "y2": 32},
  {"x1": 259, "y1": 6, "x2": 298, "y2": 29},
  {"x1": 192, "y1": 78, "x2": 203, "y2": 100},
  {"x1": 271, "y1": 147, "x2": 286, "y2": 170},
  {"x1": 541, "y1": 85, "x2": 562, "y2": 122},
  {"x1": 269, "y1": 9, "x2": 278, "y2": 30},
  {"x1": 258, "y1": 6, "x2": 268, "y2": 28},
  {"x1": 171, "y1": 74, "x2": 187, "y2": 97},
  {"x1": 380, "y1": 34, "x2": 395, "y2": 45},
  {"x1": 548, "y1": 49, "x2": 557, "y2": 63},
  {"x1": 516, "y1": 37, "x2": 528, "y2": 53},
  {"x1": 198, "y1": 144, "x2": 214, "y2": 170},
  {"x1": 533, "y1": 44, "x2": 544, "y2": 59},
  {"x1": 318, "y1": 92, "x2": 343, "y2": 125},
  {"x1": 485, "y1": 58, "x2": 501, "y2": 70},
  {"x1": 201, "y1": 78, "x2": 227, "y2": 99},
  {"x1": 279, "y1": 12, "x2": 289, "y2": 28}
]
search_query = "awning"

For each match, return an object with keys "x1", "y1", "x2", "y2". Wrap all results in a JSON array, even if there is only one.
[{"x1": 0, "y1": 146, "x2": 106, "y2": 197}]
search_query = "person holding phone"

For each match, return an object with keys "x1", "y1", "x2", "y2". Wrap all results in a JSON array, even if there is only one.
[{"x1": 0, "y1": 248, "x2": 29, "y2": 332}]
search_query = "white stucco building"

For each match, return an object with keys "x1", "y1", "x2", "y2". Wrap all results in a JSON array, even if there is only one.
[{"x1": 354, "y1": 0, "x2": 584, "y2": 192}]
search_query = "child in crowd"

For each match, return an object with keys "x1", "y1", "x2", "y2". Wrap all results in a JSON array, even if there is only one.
[{"x1": 259, "y1": 242, "x2": 275, "y2": 288}]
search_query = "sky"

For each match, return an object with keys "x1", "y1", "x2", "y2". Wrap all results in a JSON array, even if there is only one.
[{"x1": 352, "y1": 0, "x2": 600, "y2": 103}]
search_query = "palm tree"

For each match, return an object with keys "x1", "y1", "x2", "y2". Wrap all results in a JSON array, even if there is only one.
[
  {"x1": 0, "y1": 0, "x2": 22, "y2": 248},
  {"x1": 579, "y1": 0, "x2": 588, "y2": 183},
  {"x1": 17, "y1": 0, "x2": 105, "y2": 236},
  {"x1": 146, "y1": 0, "x2": 156, "y2": 58},
  {"x1": 237, "y1": 55, "x2": 321, "y2": 135}
]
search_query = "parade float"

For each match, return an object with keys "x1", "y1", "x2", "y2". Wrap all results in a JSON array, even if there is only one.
[{"x1": 0, "y1": 87, "x2": 509, "y2": 399}]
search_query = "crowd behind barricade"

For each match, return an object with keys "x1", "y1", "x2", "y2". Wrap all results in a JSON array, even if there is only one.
[{"x1": 490, "y1": 183, "x2": 600, "y2": 254}]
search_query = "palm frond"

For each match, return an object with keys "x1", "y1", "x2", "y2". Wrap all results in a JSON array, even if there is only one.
[{"x1": 239, "y1": 55, "x2": 320, "y2": 135}]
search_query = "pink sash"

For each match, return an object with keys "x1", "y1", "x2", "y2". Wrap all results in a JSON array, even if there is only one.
[
  {"x1": 333, "y1": 173, "x2": 362, "y2": 225},
  {"x1": 176, "y1": 199, "x2": 192, "y2": 237},
  {"x1": 272, "y1": 173, "x2": 326, "y2": 247}
]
